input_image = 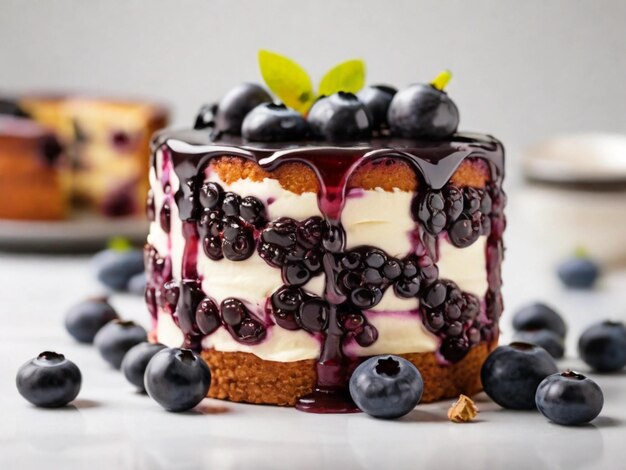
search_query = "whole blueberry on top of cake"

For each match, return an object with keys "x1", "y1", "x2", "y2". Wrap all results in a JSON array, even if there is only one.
[{"x1": 145, "y1": 51, "x2": 505, "y2": 413}]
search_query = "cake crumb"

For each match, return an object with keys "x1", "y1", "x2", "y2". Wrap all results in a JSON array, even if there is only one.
[{"x1": 447, "y1": 394, "x2": 478, "y2": 423}]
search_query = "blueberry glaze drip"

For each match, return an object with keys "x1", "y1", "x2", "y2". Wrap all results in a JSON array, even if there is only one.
[{"x1": 146, "y1": 130, "x2": 505, "y2": 413}]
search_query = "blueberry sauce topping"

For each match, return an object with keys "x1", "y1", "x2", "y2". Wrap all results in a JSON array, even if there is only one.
[{"x1": 146, "y1": 131, "x2": 505, "y2": 413}]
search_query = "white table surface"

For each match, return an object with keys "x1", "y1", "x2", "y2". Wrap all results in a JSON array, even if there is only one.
[{"x1": 1, "y1": 190, "x2": 626, "y2": 470}]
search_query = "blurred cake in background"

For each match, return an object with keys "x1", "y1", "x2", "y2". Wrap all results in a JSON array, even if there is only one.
[
  {"x1": 521, "y1": 133, "x2": 626, "y2": 267},
  {"x1": 0, "y1": 95, "x2": 168, "y2": 220},
  {"x1": 0, "y1": 114, "x2": 68, "y2": 220}
]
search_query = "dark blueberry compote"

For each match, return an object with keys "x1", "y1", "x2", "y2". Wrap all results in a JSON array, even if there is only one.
[{"x1": 147, "y1": 125, "x2": 505, "y2": 413}]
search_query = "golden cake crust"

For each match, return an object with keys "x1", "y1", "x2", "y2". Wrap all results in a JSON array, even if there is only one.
[
  {"x1": 202, "y1": 340, "x2": 497, "y2": 406},
  {"x1": 210, "y1": 155, "x2": 490, "y2": 194}
]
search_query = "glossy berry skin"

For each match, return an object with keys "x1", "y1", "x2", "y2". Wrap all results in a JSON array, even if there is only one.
[
  {"x1": 93, "y1": 248, "x2": 145, "y2": 292},
  {"x1": 94, "y1": 320, "x2": 147, "y2": 369},
  {"x1": 388, "y1": 83, "x2": 459, "y2": 139},
  {"x1": 215, "y1": 83, "x2": 272, "y2": 135},
  {"x1": 16, "y1": 352, "x2": 81, "y2": 408},
  {"x1": 481, "y1": 342, "x2": 558, "y2": 410},
  {"x1": 578, "y1": 321, "x2": 626, "y2": 372},
  {"x1": 194, "y1": 103, "x2": 218, "y2": 130},
  {"x1": 307, "y1": 92, "x2": 372, "y2": 141},
  {"x1": 127, "y1": 272, "x2": 147, "y2": 296},
  {"x1": 121, "y1": 342, "x2": 167, "y2": 392},
  {"x1": 513, "y1": 329, "x2": 565, "y2": 359},
  {"x1": 242, "y1": 103, "x2": 309, "y2": 142},
  {"x1": 557, "y1": 258, "x2": 599, "y2": 289},
  {"x1": 144, "y1": 348, "x2": 211, "y2": 412},
  {"x1": 512, "y1": 302, "x2": 567, "y2": 338},
  {"x1": 349, "y1": 355, "x2": 423, "y2": 419},
  {"x1": 535, "y1": 371, "x2": 603, "y2": 425},
  {"x1": 64, "y1": 297, "x2": 119, "y2": 343},
  {"x1": 357, "y1": 85, "x2": 397, "y2": 132}
]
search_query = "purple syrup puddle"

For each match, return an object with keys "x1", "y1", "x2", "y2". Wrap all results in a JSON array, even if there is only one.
[{"x1": 147, "y1": 131, "x2": 505, "y2": 413}]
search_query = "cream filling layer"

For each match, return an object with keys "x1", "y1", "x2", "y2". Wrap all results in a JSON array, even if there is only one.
[{"x1": 150, "y1": 169, "x2": 489, "y2": 362}]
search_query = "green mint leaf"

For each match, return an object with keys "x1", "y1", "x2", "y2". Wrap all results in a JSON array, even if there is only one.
[
  {"x1": 318, "y1": 59, "x2": 366, "y2": 97},
  {"x1": 258, "y1": 50, "x2": 315, "y2": 114},
  {"x1": 107, "y1": 236, "x2": 133, "y2": 252}
]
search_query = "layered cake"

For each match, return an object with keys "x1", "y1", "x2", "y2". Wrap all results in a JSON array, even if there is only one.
[
  {"x1": 145, "y1": 61, "x2": 505, "y2": 412},
  {"x1": 0, "y1": 115, "x2": 68, "y2": 220},
  {"x1": 0, "y1": 95, "x2": 168, "y2": 220}
]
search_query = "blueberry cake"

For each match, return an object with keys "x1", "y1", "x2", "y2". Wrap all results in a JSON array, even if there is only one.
[
  {"x1": 0, "y1": 113, "x2": 67, "y2": 220},
  {"x1": 0, "y1": 95, "x2": 168, "y2": 220},
  {"x1": 145, "y1": 70, "x2": 505, "y2": 412}
]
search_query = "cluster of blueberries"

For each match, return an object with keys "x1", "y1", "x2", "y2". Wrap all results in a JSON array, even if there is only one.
[
  {"x1": 16, "y1": 297, "x2": 211, "y2": 412},
  {"x1": 483, "y1": 302, "x2": 626, "y2": 425},
  {"x1": 194, "y1": 80, "x2": 459, "y2": 142}
]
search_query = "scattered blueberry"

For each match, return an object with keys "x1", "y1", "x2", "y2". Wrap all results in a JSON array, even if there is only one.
[
  {"x1": 557, "y1": 257, "x2": 600, "y2": 289},
  {"x1": 194, "y1": 103, "x2": 218, "y2": 130},
  {"x1": 349, "y1": 355, "x2": 423, "y2": 419},
  {"x1": 16, "y1": 352, "x2": 81, "y2": 408},
  {"x1": 512, "y1": 302, "x2": 567, "y2": 338},
  {"x1": 121, "y1": 342, "x2": 167, "y2": 392},
  {"x1": 513, "y1": 329, "x2": 565, "y2": 359},
  {"x1": 215, "y1": 83, "x2": 272, "y2": 135},
  {"x1": 578, "y1": 321, "x2": 626, "y2": 372},
  {"x1": 535, "y1": 370, "x2": 603, "y2": 425},
  {"x1": 307, "y1": 92, "x2": 372, "y2": 141},
  {"x1": 242, "y1": 103, "x2": 309, "y2": 142},
  {"x1": 356, "y1": 85, "x2": 396, "y2": 132},
  {"x1": 144, "y1": 348, "x2": 212, "y2": 412},
  {"x1": 93, "y1": 248, "x2": 145, "y2": 292},
  {"x1": 387, "y1": 83, "x2": 459, "y2": 139},
  {"x1": 481, "y1": 342, "x2": 558, "y2": 410},
  {"x1": 64, "y1": 297, "x2": 119, "y2": 343},
  {"x1": 94, "y1": 320, "x2": 147, "y2": 369},
  {"x1": 127, "y1": 272, "x2": 147, "y2": 296}
]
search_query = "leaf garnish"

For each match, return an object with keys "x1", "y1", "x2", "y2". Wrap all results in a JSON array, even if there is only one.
[
  {"x1": 258, "y1": 50, "x2": 315, "y2": 114},
  {"x1": 318, "y1": 59, "x2": 366, "y2": 96}
]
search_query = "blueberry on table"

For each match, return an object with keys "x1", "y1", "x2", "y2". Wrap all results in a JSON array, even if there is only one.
[
  {"x1": 307, "y1": 92, "x2": 372, "y2": 141},
  {"x1": 94, "y1": 320, "x2": 147, "y2": 369},
  {"x1": 242, "y1": 103, "x2": 309, "y2": 142},
  {"x1": 121, "y1": 342, "x2": 167, "y2": 392},
  {"x1": 64, "y1": 297, "x2": 119, "y2": 343},
  {"x1": 349, "y1": 355, "x2": 423, "y2": 419},
  {"x1": 194, "y1": 103, "x2": 218, "y2": 130},
  {"x1": 512, "y1": 302, "x2": 567, "y2": 338},
  {"x1": 513, "y1": 329, "x2": 565, "y2": 359},
  {"x1": 387, "y1": 71, "x2": 459, "y2": 139},
  {"x1": 481, "y1": 342, "x2": 558, "y2": 410},
  {"x1": 557, "y1": 257, "x2": 600, "y2": 289},
  {"x1": 16, "y1": 352, "x2": 82, "y2": 408},
  {"x1": 215, "y1": 83, "x2": 272, "y2": 135},
  {"x1": 578, "y1": 321, "x2": 626, "y2": 372},
  {"x1": 93, "y1": 248, "x2": 145, "y2": 292},
  {"x1": 144, "y1": 348, "x2": 212, "y2": 412},
  {"x1": 535, "y1": 370, "x2": 603, "y2": 425},
  {"x1": 357, "y1": 85, "x2": 397, "y2": 132},
  {"x1": 127, "y1": 272, "x2": 147, "y2": 296}
]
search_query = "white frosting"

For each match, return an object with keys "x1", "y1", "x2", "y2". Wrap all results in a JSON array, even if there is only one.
[
  {"x1": 151, "y1": 168, "x2": 491, "y2": 362},
  {"x1": 342, "y1": 187, "x2": 414, "y2": 257},
  {"x1": 201, "y1": 325, "x2": 320, "y2": 362},
  {"x1": 344, "y1": 312, "x2": 439, "y2": 357},
  {"x1": 437, "y1": 237, "x2": 488, "y2": 297}
]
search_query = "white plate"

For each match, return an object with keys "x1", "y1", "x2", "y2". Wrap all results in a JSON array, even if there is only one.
[
  {"x1": 523, "y1": 133, "x2": 626, "y2": 183},
  {"x1": 0, "y1": 212, "x2": 148, "y2": 252}
]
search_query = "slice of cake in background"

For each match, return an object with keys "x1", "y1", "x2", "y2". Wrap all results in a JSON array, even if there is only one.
[
  {"x1": 0, "y1": 114, "x2": 69, "y2": 220},
  {"x1": 144, "y1": 57, "x2": 506, "y2": 413},
  {"x1": 20, "y1": 96, "x2": 168, "y2": 218}
]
